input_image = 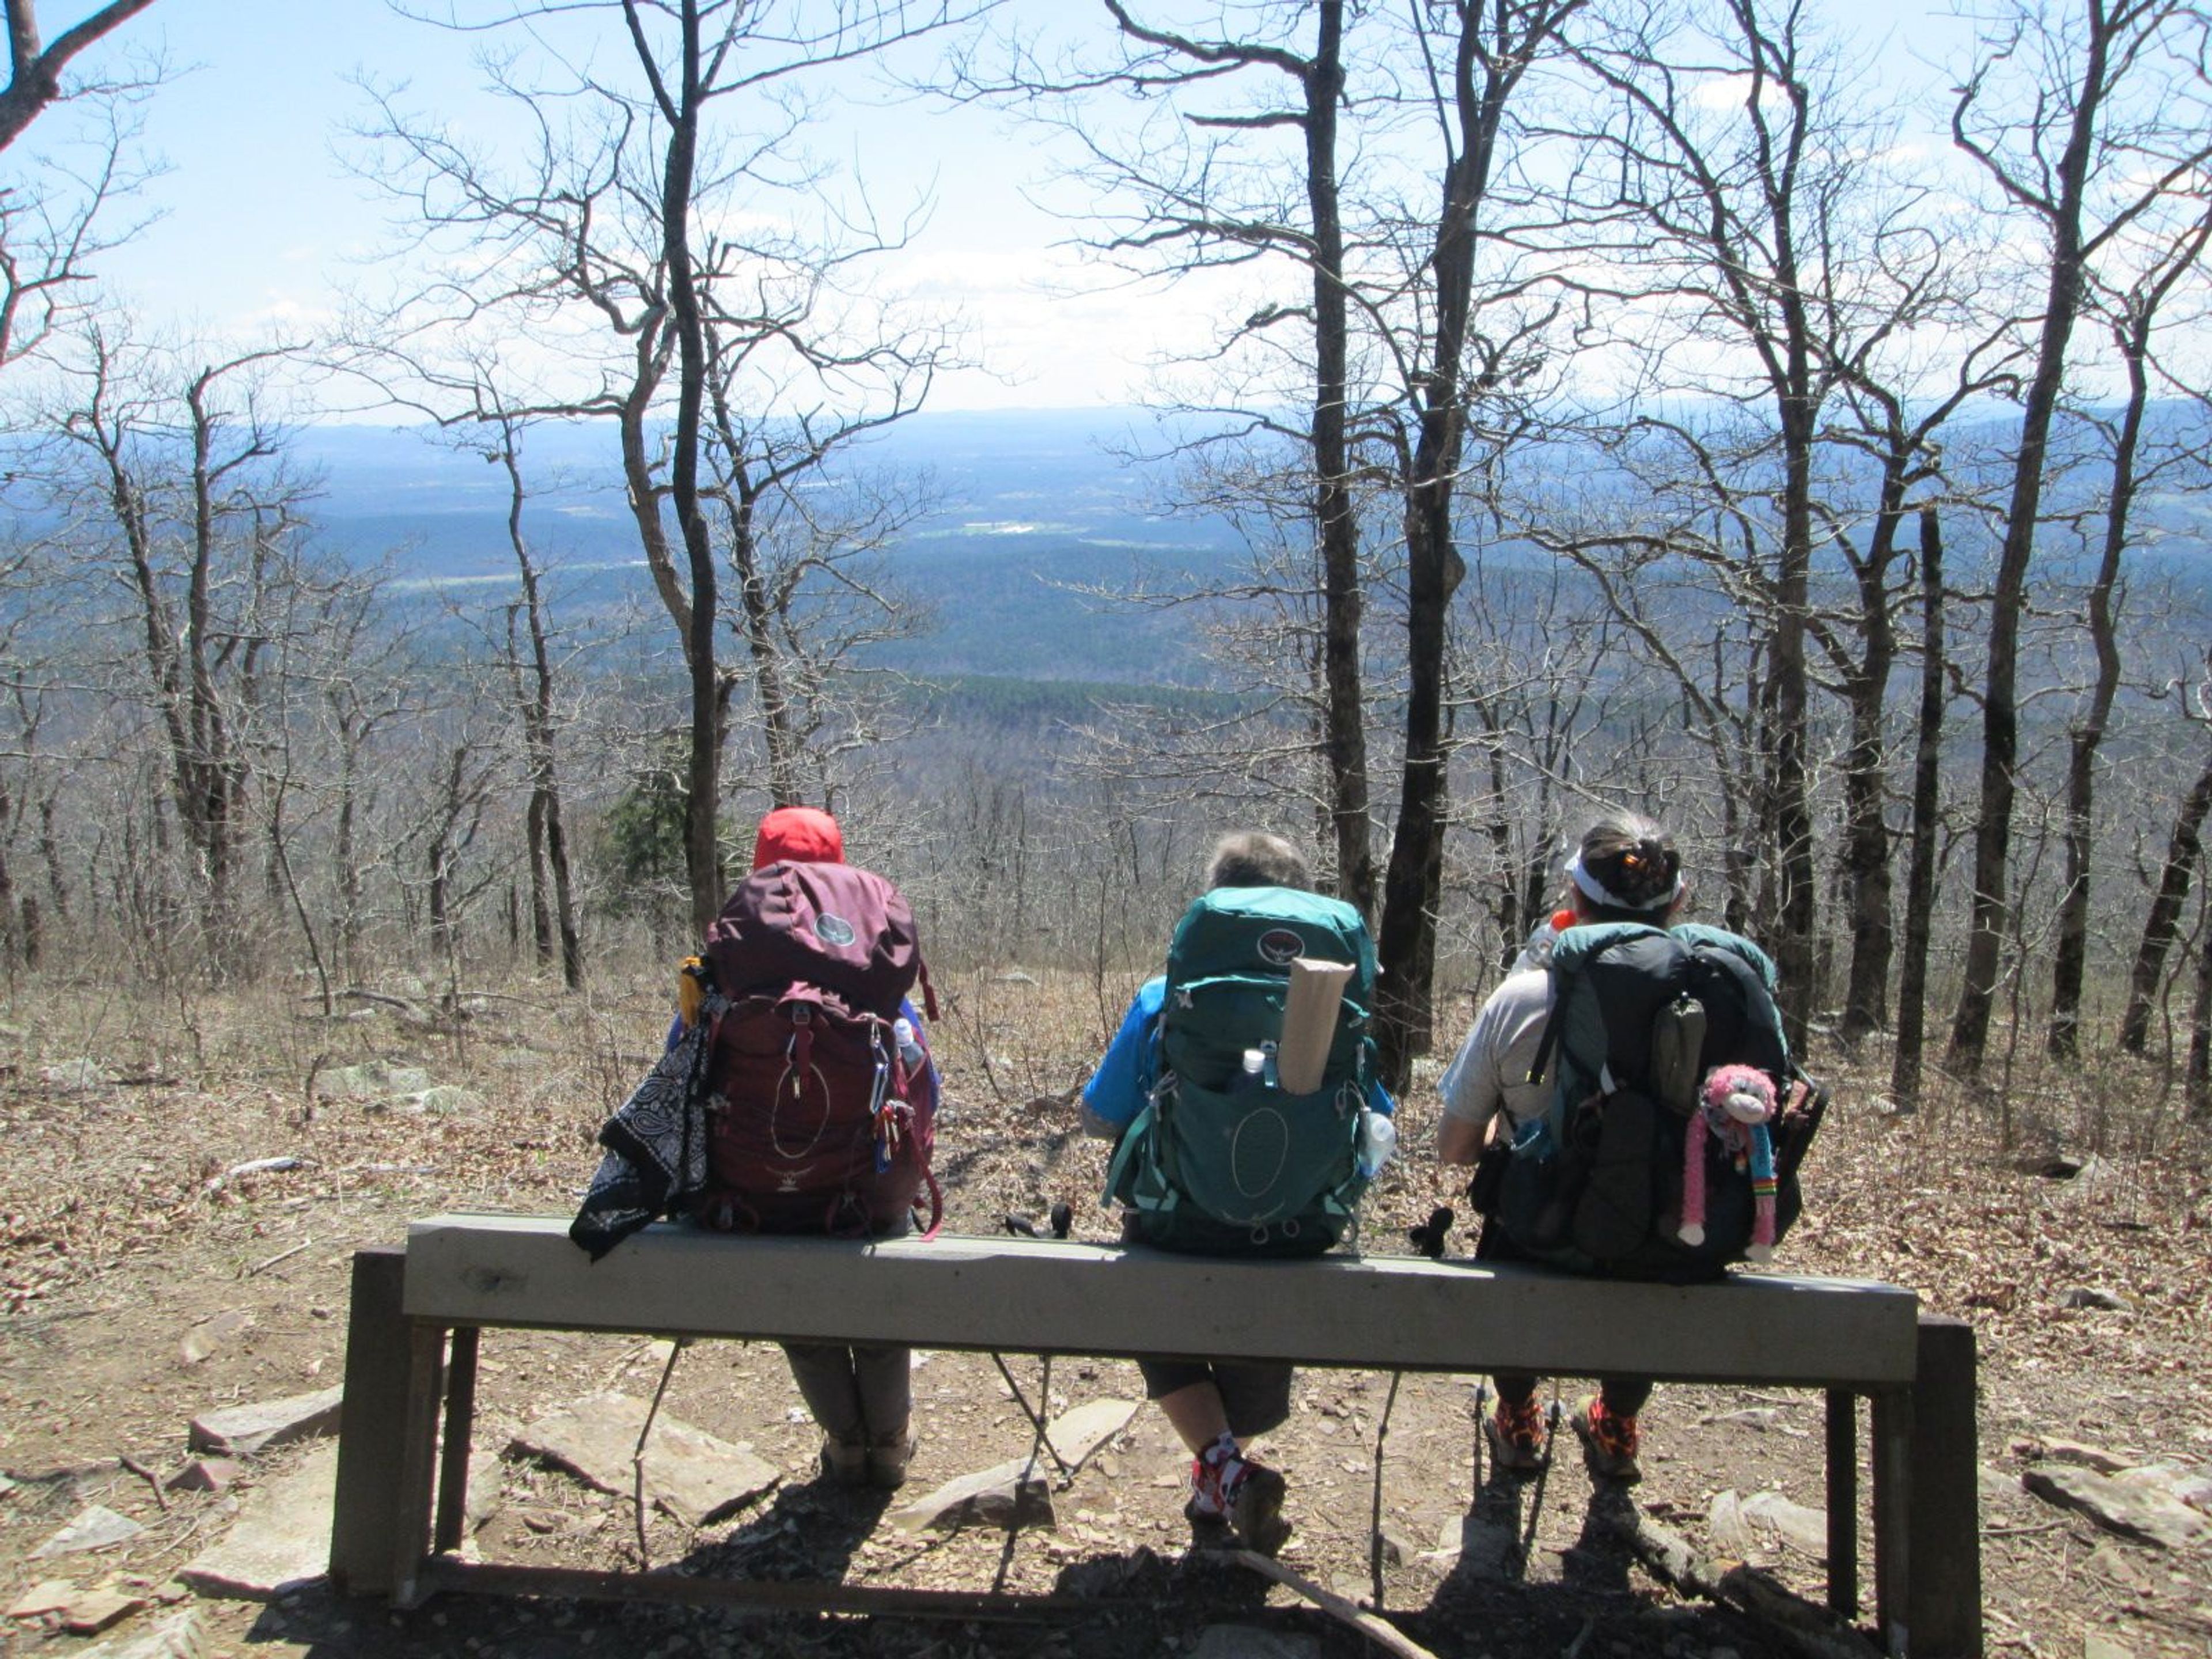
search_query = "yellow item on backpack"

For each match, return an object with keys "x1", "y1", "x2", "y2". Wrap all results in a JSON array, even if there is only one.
[{"x1": 678, "y1": 956, "x2": 710, "y2": 1029}]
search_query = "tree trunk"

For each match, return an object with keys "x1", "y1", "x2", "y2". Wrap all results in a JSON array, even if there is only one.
[
  {"x1": 1949, "y1": 21, "x2": 2104, "y2": 1070},
  {"x1": 2119, "y1": 755, "x2": 2212, "y2": 1055},
  {"x1": 1375, "y1": 2, "x2": 1557, "y2": 1085},
  {"x1": 497, "y1": 431, "x2": 585, "y2": 990},
  {"x1": 1891, "y1": 507, "x2": 1946, "y2": 1110},
  {"x1": 1301, "y1": 0, "x2": 1373, "y2": 918},
  {"x1": 704, "y1": 369, "x2": 804, "y2": 806},
  {"x1": 2187, "y1": 889, "x2": 2212, "y2": 1122},
  {"x1": 525, "y1": 786, "x2": 554, "y2": 963},
  {"x1": 645, "y1": 0, "x2": 725, "y2": 939},
  {"x1": 1838, "y1": 499, "x2": 1903, "y2": 1041},
  {"x1": 1766, "y1": 321, "x2": 1819, "y2": 1050}
]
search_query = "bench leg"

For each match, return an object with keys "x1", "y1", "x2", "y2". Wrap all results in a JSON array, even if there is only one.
[
  {"x1": 390, "y1": 1323, "x2": 448, "y2": 1608},
  {"x1": 1824, "y1": 1388, "x2": 1858, "y2": 1619},
  {"x1": 1870, "y1": 1384, "x2": 1911, "y2": 1657},
  {"x1": 329, "y1": 1248, "x2": 410, "y2": 1596},
  {"x1": 434, "y1": 1326, "x2": 481, "y2": 1555},
  {"x1": 1910, "y1": 1316, "x2": 1982, "y2": 1659}
]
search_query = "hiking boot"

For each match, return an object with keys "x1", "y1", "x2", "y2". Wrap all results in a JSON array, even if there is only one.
[
  {"x1": 820, "y1": 1434, "x2": 869, "y2": 1486},
  {"x1": 1225, "y1": 1460, "x2": 1291, "y2": 1556},
  {"x1": 1183, "y1": 1444, "x2": 1289, "y2": 1554},
  {"x1": 1483, "y1": 1395, "x2": 1547, "y2": 1477},
  {"x1": 1571, "y1": 1395, "x2": 1643, "y2": 1484},
  {"x1": 865, "y1": 1431, "x2": 916, "y2": 1491}
]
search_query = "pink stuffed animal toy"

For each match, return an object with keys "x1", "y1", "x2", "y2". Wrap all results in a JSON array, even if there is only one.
[{"x1": 1679, "y1": 1063, "x2": 1778, "y2": 1264}]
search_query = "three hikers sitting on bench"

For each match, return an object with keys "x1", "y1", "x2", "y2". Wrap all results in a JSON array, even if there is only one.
[{"x1": 585, "y1": 809, "x2": 1810, "y2": 1531}]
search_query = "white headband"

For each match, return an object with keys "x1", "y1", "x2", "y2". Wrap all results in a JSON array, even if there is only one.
[{"x1": 1566, "y1": 850, "x2": 1683, "y2": 913}]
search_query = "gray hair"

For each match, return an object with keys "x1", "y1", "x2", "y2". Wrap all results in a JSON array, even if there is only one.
[{"x1": 1205, "y1": 831, "x2": 1313, "y2": 892}]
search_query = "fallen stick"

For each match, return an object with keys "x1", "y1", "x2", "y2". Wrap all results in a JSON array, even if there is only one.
[
  {"x1": 245, "y1": 1239, "x2": 311, "y2": 1277},
  {"x1": 1221, "y1": 1548, "x2": 1440, "y2": 1659},
  {"x1": 1605, "y1": 1508, "x2": 1880, "y2": 1659},
  {"x1": 118, "y1": 1453, "x2": 171, "y2": 1512}
]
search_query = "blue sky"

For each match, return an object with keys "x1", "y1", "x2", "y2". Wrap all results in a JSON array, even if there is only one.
[
  {"x1": 26, "y1": 0, "x2": 1982, "y2": 417},
  {"x1": 41, "y1": 0, "x2": 1175, "y2": 411}
]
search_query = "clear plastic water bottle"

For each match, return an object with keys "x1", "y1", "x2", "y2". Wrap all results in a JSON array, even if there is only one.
[
  {"x1": 1234, "y1": 1047, "x2": 1267, "y2": 1092},
  {"x1": 893, "y1": 1017, "x2": 926, "y2": 1071},
  {"x1": 1356, "y1": 1108, "x2": 1397, "y2": 1177}
]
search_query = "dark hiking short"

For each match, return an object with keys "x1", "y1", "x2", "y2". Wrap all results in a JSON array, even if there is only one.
[{"x1": 1135, "y1": 1358, "x2": 1293, "y2": 1437}]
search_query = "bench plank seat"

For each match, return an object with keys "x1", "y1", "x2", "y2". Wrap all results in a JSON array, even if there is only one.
[
  {"x1": 404, "y1": 1213, "x2": 1919, "y2": 1389},
  {"x1": 332, "y1": 1214, "x2": 1980, "y2": 1658}
]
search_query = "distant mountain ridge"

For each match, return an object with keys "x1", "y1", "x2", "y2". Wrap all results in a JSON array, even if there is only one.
[{"x1": 289, "y1": 408, "x2": 1243, "y2": 684}]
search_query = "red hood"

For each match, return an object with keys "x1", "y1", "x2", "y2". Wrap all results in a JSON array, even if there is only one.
[{"x1": 752, "y1": 806, "x2": 844, "y2": 870}]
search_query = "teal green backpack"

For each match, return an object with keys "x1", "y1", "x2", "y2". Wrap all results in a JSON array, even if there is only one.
[{"x1": 1104, "y1": 887, "x2": 1378, "y2": 1257}]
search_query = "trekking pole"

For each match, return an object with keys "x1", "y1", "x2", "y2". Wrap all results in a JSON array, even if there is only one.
[
  {"x1": 631, "y1": 1336, "x2": 690, "y2": 1570},
  {"x1": 1471, "y1": 1380, "x2": 1489, "y2": 1493},
  {"x1": 987, "y1": 1352, "x2": 1075, "y2": 1482},
  {"x1": 1370, "y1": 1370, "x2": 1403, "y2": 1609},
  {"x1": 1516, "y1": 1380, "x2": 1566, "y2": 1563}
]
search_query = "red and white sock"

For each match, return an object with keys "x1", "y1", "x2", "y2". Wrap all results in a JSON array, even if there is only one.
[{"x1": 1190, "y1": 1432, "x2": 1248, "y2": 1518}]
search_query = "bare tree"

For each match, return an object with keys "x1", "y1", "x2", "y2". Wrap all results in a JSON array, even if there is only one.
[
  {"x1": 2044, "y1": 206, "x2": 2212, "y2": 1056},
  {"x1": 364, "y1": 0, "x2": 970, "y2": 935},
  {"x1": 1550, "y1": 0, "x2": 1931, "y2": 1041},
  {"x1": 1946, "y1": 0, "x2": 2212, "y2": 1070},
  {"x1": 1369, "y1": 0, "x2": 1580, "y2": 1084},
  {"x1": 1890, "y1": 505, "x2": 1949, "y2": 1108},
  {"x1": 1048, "y1": 0, "x2": 1378, "y2": 916},
  {"x1": 475, "y1": 406, "x2": 585, "y2": 988},
  {"x1": 52, "y1": 328, "x2": 313, "y2": 969}
]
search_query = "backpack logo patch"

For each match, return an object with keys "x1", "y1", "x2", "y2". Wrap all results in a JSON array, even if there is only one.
[
  {"x1": 1256, "y1": 928, "x2": 1305, "y2": 967},
  {"x1": 815, "y1": 913, "x2": 857, "y2": 947}
]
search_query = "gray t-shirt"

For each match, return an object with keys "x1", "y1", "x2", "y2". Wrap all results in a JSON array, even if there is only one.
[{"x1": 1437, "y1": 966, "x2": 1556, "y2": 1137}]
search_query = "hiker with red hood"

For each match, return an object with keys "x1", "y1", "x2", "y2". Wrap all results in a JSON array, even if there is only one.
[{"x1": 573, "y1": 807, "x2": 941, "y2": 1491}]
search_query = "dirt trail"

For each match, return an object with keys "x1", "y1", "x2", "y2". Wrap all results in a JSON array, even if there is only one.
[{"x1": 2, "y1": 978, "x2": 2207, "y2": 1657}]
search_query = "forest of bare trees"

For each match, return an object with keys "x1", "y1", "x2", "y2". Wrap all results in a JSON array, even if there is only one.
[{"x1": 2, "y1": 0, "x2": 2211, "y2": 1132}]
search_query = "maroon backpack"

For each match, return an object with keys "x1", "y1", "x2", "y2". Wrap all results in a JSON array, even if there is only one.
[{"x1": 694, "y1": 862, "x2": 941, "y2": 1237}]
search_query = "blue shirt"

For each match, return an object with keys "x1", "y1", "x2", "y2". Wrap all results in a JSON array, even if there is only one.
[{"x1": 1082, "y1": 976, "x2": 1395, "y2": 1130}]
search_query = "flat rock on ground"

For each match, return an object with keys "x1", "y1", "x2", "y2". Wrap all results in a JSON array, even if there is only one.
[
  {"x1": 1043, "y1": 1397, "x2": 1141, "y2": 1469},
  {"x1": 187, "y1": 1384, "x2": 343, "y2": 1457},
  {"x1": 893, "y1": 1455, "x2": 1055, "y2": 1533},
  {"x1": 176, "y1": 1310, "x2": 254, "y2": 1368},
  {"x1": 1740, "y1": 1490, "x2": 1828, "y2": 1555},
  {"x1": 31, "y1": 1505, "x2": 145, "y2": 1558},
  {"x1": 177, "y1": 1442, "x2": 338, "y2": 1599},
  {"x1": 509, "y1": 1392, "x2": 780, "y2": 1528},
  {"x1": 59, "y1": 1586, "x2": 146, "y2": 1634},
  {"x1": 78, "y1": 1607, "x2": 205, "y2": 1659},
  {"x1": 2025, "y1": 1463, "x2": 2210, "y2": 1550},
  {"x1": 316, "y1": 1060, "x2": 431, "y2": 1101}
]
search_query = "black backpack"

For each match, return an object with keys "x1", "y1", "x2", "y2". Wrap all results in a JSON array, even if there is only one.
[{"x1": 1482, "y1": 922, "x2": 1823, "y2": 1281}]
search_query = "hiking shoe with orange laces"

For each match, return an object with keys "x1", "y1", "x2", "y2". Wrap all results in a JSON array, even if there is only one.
[
  {"x1": 1483, "y1": 1395, "x2": 1547, "y2": 1476},
  {"x1": 1571, "y1": 1395, "x2": 1643, "y2": 1484}
]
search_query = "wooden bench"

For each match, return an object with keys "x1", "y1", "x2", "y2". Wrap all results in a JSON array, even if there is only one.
[{"x1": 328, "y1": 1214, "x2": 1980, "y2": 1656}]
